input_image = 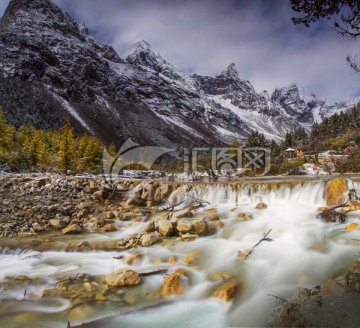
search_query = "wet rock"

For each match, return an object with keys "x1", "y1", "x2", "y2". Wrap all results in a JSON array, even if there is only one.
[
  {"x1": 144, "y1": 221, "x2": 155, "y2": 233},
  {"x1": 121, "y1": 214, "x2": 135, "y2": 221},
  {"x1": 183, "y1": 251, "x2": 202, "y2": 265},
  {"x1": 209, "y1": 272, "x2": 232, "y2": 282},
  {"x1": 160, "y1": 272, "x2": 186, "y2": 297},
  {"x1": 237, "y1": 212, "x2": 253, "y2": 221},
  {"x1": 124, "y1": 253, "x2": 144, "y2": 265},
  {"x1": 205, "y1": 208, "x2": 218, "y2": 214},
  {"x1": 193, "y1": 220, "x2": 207, "y2": 235},
  {"x1": 62, "y1": 223, "x2": 82, "y2": 235},
  {"x1": 106, "y1": 269, "x2": 141, "y2": 287},
  {"x1": 214, "y1": 221, "x2": 224, "y2": 228},
  {"x1": 343, "y1": 200, "x2": 360, "y2": 212},
  {"x1": 206, "y1": 214, "x2": 220, "y2": 221},
  {"x1": 325, "y1": 178, "x2": 347, "y2": 206},
  {"x1": 345, "y1": 223, "x2": 359, "y2": 232},
  {"x1": 212, "y1": 281, "x2": 239, "y2": 301},
  {"x1": 168, "y1": 256, "x2": 177, "y2": 264},
  {"x1": 140, "y1": 233, "x2": 159, "y2": 246},
  {"x1": 179, "y1": 233, "x2": 198, "y2": 241},
  {"x1": 158, "y1": 219, "x2": 173, "y2": 237},
  {"x1": 104, "y1": 223, "x2": 117, "y2": 232},
  {"x1": 176, "y1": 219, "x2": 193, "y2": 233},
  {"x1": 172, "y1": 209, "x2": 193, "y2": 219},
  {"x1": 255, "y1": 202, "x2": 267, "y2": 209}
]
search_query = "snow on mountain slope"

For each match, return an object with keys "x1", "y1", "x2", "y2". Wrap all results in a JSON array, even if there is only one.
[{"x1": 0, "y1": 0, "x2": 358, "y2": 148}]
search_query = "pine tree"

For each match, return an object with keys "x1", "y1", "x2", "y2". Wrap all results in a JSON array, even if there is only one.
[{"x1": 245, "y1": 130, "x2": 269, "y2": 147}]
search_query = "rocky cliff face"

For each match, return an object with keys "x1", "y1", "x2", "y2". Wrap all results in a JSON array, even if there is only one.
[{"x1": 0, "y1": 0, "x2": 358, "y2": 147}]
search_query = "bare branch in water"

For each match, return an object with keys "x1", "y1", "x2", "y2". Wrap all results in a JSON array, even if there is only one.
[
  {"x1": 239, "y1": 229, "x2": 273, "y2": 260},
  {"x1": 268, "y1": 293, "x2": 286, "y2": 304}
]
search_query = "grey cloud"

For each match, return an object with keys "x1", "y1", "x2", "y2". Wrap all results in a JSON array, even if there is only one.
[{"x1": 1, "y1": 0, "x2": 359, "y2": 102}]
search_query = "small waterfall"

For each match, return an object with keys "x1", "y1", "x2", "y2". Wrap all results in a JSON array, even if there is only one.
[{"x1": 167, "y1": 180, "x2": 326, "y2": 207}]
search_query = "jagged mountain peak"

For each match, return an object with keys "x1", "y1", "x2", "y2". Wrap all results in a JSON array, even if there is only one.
[
  {"x1": 221, "y1": 62, "x2": 239, "y2": 77},
  {"x1": 0, "y1": 0, "x2": 92, "y2": 45},
  {"x1": 126, "y1": 40, "x2": 192, "y2": 85},
  {"x1": 2, "y1": 0, "x2": 72, "y2": 27},
  {"x1": 126, "y1": 40, "x2": 167, "y2": 68},
  {"x1": 133, "y1": 40, "x2": 153, "y2": 51}
]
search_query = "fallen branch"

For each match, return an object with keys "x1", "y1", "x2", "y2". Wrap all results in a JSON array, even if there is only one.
[
  {"x1": 317, "y1": 209, "x2": 347, "y2": 223},
  {"x1": 139, "y1": 269, "x2": 168, "y2": 277},
  {"x1": 267, "y1": 293, "x2": 286, "y2": 304},
  {"x1": 239, "y1": 229, "x2": 273, "y2": 260}
]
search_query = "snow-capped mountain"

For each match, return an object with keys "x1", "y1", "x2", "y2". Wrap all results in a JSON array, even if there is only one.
[{"x1": 0, "y1": 0, "x2": 358, "y2": 148}]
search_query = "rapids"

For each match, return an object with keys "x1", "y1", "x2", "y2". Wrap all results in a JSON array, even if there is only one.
[{"x1": 1, "y1": 178, "x2": 360, "y2": 328}]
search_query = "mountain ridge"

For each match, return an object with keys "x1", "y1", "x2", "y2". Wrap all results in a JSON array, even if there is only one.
[{"x1": 0, "y1": 0, "x2": 358, "y2": 148}]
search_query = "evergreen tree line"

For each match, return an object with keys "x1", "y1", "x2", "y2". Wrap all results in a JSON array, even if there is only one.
[
  {"x1": 0, "y1": 109, "x2": 104, "y2": 173},
  {"x1": 244, "y1": 102, "x2": 360, "y2": 156}
]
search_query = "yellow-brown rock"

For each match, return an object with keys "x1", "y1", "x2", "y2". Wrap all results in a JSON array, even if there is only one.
[
  {"x1": 325, "y1": 179, "x2": 347, "y2": 206},
  {"x1": 174, "y1": 268, "x2": 188, "y2": 277},
  {"x1": 104, "y1": 223, "x2": 117, "y2": 232},
  {"x1": 124, "y1": 253, "x2": 144, "y2": 265},
  {"x1": 160, "y1": 273, "x2": 185, "y2": 297},
  {"x1": 193, "y1": 220, "x2": 207, "y2": 235},
  {"x1": 168, "y1": 256, "x2": 177, "y2": 264},
  {"x1": 183, "y1": 251, "x2": 202, "y2": 265},
  {"x1": 255, "y1": 202, "x2": 267, "y2": 209},
  {"x1": 106, "y1": 269, "x2": 141, "y2": 287},
  {"x1": 62, "y1": 224, "x2": 82, "y2": 235},
  {"x1": 345, "y1": 200, "x2": 360, "y2": 211},
  {"x1": 212, "y1": 281, "x2": 240, "y2": 301},
  {"x1": 345, "y1": 223, "x2": 359, "y2": 232},
  {"x1": 205, "y1": 208, "x2": 218, "y2": 214},
  {"x1": 206, "y1": 214, "x2": 220, "y2": 221}
]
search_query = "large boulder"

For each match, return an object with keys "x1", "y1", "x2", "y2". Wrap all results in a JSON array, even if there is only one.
[
  {"x1": 106, "y1": 269, "x2": 141, "y2": 287},
  {"x1": 325, "y1": 179, "x2": 347, "y2": 206},
  {"x1": 158, "y1": 219, "x2": 173, "y2": 237}
]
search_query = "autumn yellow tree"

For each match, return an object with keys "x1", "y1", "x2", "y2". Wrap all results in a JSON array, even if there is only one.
[{"x1": 57, "y1": 118, "x2": 76, "y2": 174}]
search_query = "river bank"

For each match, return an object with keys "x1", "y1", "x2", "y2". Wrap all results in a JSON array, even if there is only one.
[{"x1": 1, "y1": 173, "x2": 360, "y2": 327}]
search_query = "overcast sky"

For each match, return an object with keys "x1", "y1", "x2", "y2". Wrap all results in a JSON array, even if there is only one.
[{"x1": 1, "y1": 0, "x2": 359, "y2": 102}]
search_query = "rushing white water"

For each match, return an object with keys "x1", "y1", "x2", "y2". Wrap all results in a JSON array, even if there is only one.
[{"x1": 1, "y1": 179, "x2": 360, "y2": 328}]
